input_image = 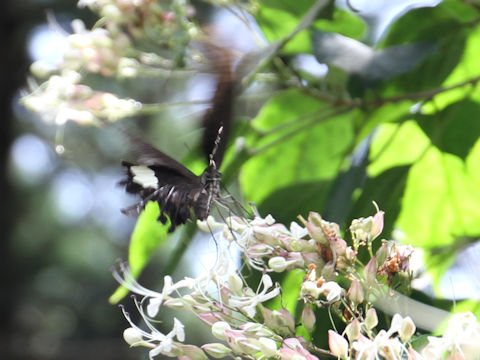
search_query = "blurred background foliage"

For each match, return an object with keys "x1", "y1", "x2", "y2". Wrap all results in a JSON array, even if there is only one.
[{"x1": 4, "y1": 0, "x2": 480, "y2": 359}]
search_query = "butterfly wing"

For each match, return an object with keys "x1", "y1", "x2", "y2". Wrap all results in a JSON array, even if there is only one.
[
  {"x1": 120, "y1": 43, "x2": 235, "y2": 232},
  {"x1": 120, "y1": 131, "x2": 211, "y2": 232},
  {"x1": 123, "y1": 131, "x2": 199, "y2": 180},
  {"x1": 201, "y1": 44, "x2": 235, "y2": 168}
]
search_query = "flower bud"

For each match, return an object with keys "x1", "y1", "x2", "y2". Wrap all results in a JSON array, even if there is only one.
[
  {"x1": 180, "y1": 344, "x2": 208, "y2": 360},
  {"x1": 268, "y1": 256, "x2": 289, "y2": 272},
  {"x1": 321, "y1": 263, "x2": 336, "y2": 281},
  {"x1": 247, "y1": 244, "x2": 273, "y2": 258},
  {"x1": 30, "y1": 60, "x2": 56, "y2": 78},
  {"x1": 371, "y1": 207, "x2": 384, "y2": 240},
  {"x1": 272, "y1": 308, "x2": 295, "y2": 335},
  {"x1": 181, "y1": 295, "x2": 196, "y2": 305},
  {"x1": 364, "y1": 257, "x2": 378, "y2": 286},
  {"x1": 390, "y1": 313, "x2": 403, "y2": 334},
  {"x1": 123, "y1": 327, "x2": 143, "y2": 346},
  {"x1": 201, "y1": 343, "x2": 232, "y2": 358},
  {"x1": 237, "y1": 338, "x2": 261, "y2": 355},
  {"x1": 228, "y1": 273, "x2": 244, "y2": 293},
  {"x1": 347, "y1": 279, "x2": 364, "y2": 304},
  {"x1": 328, "y1": 330, "x2": 348, "y2": 358},
  {"x1": 306, "y1": 212, "x2": 328, "y2": 244},
  {"x1": 345, "y1": 246, "x2": 357, "y2": 261},
  {"x1": 211, "y1": 321, "x2": 231, "y2": 341},
  {"x1": 259, "y1": 337, "x2": 278, "y2": 357},
  {"x1": 199, "y1": 313, "x2": 223, "y2": 326},
  {"x1": 101, "y1": 4, "x2": 123, "y2": 22},
  {"x1": 345, "y1": 319, "x2": 361, "y2": 342},
  {"x1": 399, "y1": 316, "x2": 416, "y2": 343},
  {"x1": 302, "y1": 306, "x2": 316, "y2": 333},
  {"x1": 365, "y1": 308, "x2": 378, "y2": 330},
  {"x1": 163, "y1": 298, "x2": 186, "y2": 310}
]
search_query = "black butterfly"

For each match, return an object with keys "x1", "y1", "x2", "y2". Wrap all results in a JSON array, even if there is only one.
[{"x1": 120, "y1": 46, "x2": 234, "y2": 232}]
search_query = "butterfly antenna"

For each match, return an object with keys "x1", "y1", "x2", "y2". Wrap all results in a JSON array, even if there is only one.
[{"x1": 209, "y1": 125, "x2": 224, "y2": 166}]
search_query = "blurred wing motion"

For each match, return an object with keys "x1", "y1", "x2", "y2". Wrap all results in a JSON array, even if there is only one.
[{"x1": 120, "y1": 45, "x2": 234, "y2": 232}]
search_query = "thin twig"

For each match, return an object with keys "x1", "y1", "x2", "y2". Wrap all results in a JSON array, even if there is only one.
[
  {"x1": 252, "y1": 106, "x2": 353, "y2": 155},
  {"x1": 301, "y1": 75, "x2": 480, "y2": 107}
]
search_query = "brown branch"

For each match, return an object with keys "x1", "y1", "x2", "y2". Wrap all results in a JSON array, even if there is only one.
[{"x1": 300, "y1": 75, "x2": 480, "y2": 108}]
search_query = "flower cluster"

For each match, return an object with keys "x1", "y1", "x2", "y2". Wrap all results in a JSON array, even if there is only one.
[
  {"x1": 22, "y1": 0, "x2": 200, "y2": 126},
  {"x1": 114, "y1": 206, "x2": 446, "y2": 360},
  {"x1": 22, "y1": 70, "x2": 141, "y2": 125},
  {"x1": 328, "y1": 310, "x2": 418, "y2": 359},
  {"x1": 422, "y1": 312, "x2": 480, "y2": 359}
]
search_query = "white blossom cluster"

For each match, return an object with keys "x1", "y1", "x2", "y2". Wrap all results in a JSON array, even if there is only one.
[
  {"x1": 115, "y1": 206, "x2": 476, "y2": 360},
  {"x1": 22, "y1": 0, "x2": 198, "y2": 126},
  {"x1": 115, "y1": 206, "x2": 480, "y2": 360}
]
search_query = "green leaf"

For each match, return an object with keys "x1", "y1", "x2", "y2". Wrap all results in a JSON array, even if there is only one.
[
  {"x1": 423, "y1": 25, "x2": 480, "y2": 112},
  {"x1": 379, "y1": 4, "x2": 467, "y2": 94},
  {"x1": 416, "y1": 100, "x2": 480, "y2": 160},
  {"x1": 357, "y1": 101, "x2": 414, "y2": 144},
  {"x1": 439, "y1": 0, "x2": 480, "y2": 23},
  {"x1": 397, "y1": 144, "x2": 480, "y2": 249},
  {"x1": 256, "y1": 6, "x2": 313, "y2": 53},
  {"x1": 368, "y1": 121, "x2": 430, "y2": 177},
  {"x1": 240, "y1": 88, "x2": 355, "y2": 207},
  {"x1": 313, "y1": 8, "x2": 366, "y2": 39},
  {"x1": 259, "y1": 180, "x2": 332, "y2": 223},
  {"x1": 109, "y1": 202, "x2": 169, "y2": 303},
  {"x1": 368, "y1": 117, "x2": 480, "y2": 290},
  {"x1": 255, "y1": 1, "x2": 364, "y2": 54},
  {"x1": 268, "y1": 270, "x2": 305, "y2": 314}
]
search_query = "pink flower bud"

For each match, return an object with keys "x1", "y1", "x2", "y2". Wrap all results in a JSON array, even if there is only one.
[
  {"x1": 198, "y1": 313, "x2": 223, "y2": 326},
  {"x1": 178, "y1": 344, "x2": 207, "y2": 360},
  {"x1": 347, "y1": 278, "x2": 364, "y2": 304},
  {"x1": 328, "y1": 330, "x2": 349, "y2": 358},
  {"x1": 364, "y1": 257, "x2": 378, "y2": 286},
  {"x1": 371, "y1": 207, "x2": 384, "y2": 240},
  {"x1": 302, "y1": 306, "x2": 316, "y2": 333},
  {"x1": 306, "y1": 212, "x2": 328, "y2": 245},
  {"x1": 273, "y1": 308, "x2": 295, "y2": 335}
]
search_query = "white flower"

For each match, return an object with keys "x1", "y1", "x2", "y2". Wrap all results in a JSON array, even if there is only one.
[
  {"x1": 121, "y1": 301, "x2": 185, "y2": 359},
  {"x1": 22, "y1": 71, "x2": 140, "y2": 125},
  {"x1": 228, "y1": 274, "x2": 280, "y2": 317},
  {"x1": 113, "y1": 263, "x2": 196, "y2": 316},
  {"x1": 421, "y1": 312, "x2": 480, "y2": 359},
  {"x1": 300, "y1": 277, "x2": 343, "y2": 304},
  {"x1": 320, "y1": 281, "x2": 343, "y2": 303},
  {"x1": 352, "y1": 331, "x2": 406, "y2": 360}
]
